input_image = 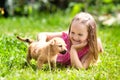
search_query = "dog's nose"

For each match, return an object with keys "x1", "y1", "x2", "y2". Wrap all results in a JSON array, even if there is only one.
[{"x1": 60, "y1": 50, "x2": 67, "y2": 54}]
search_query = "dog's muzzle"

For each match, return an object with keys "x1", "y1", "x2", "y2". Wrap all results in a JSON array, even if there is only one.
[{"x1": 59, "y1": 50, "x2": 67, "y2": 54}]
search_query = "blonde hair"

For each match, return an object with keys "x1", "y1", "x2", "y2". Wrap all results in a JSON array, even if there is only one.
[{"x1": 68, "y1": 12, "x2": 98, "y2": 61}]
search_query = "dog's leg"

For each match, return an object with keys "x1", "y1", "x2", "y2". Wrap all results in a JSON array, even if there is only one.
[
  {"x1": 50, "y1": 61, "x2": 56, "y2": 70},
  {"x1": 37, "y1": 56, "x2": 44, "y2": 69},
  {"x1": 51, "y1": 57, "x2": 57, "y2": 69},
  {"x1": 47, "y1": 46, "x2": 52, "y2": 71},
  {"x1": 53, "y1": 60, "x2": 56, "y2": 69},
  {"x1": 47, "y1": 56, "x2": 52, "y2": 71},
  {"x1": 26, "y1": 49, "x2": 31, "y2": 64}
]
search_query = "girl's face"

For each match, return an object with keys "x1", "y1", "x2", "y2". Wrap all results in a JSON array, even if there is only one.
[{"x1": 69, "y1": 21, "x2": 88, "y2": 45}]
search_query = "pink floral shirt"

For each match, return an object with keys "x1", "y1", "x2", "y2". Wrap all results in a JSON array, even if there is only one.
[{"x1": 57, "y1": 32, "x2": 89, "y2": 65}]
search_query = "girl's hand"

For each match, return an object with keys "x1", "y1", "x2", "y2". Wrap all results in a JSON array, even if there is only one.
[{"x1": 71, "y1": 41, "x2": 87, "y2": 50}]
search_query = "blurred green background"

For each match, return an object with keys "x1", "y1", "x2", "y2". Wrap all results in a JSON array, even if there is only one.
[{"x1": 1, "y1": 0, "x2": 120, "y2": 26}]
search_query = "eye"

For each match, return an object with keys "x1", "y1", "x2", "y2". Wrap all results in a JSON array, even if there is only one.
[
  {"x1": 58, "y1": 45, "x2": 62, "y2": 47},
  {"x1": 71, "y1": 31, "x2": 74, "y2": 34},
  {"x1": 78, "y1": 34, "x2": 83, "y2": 36}
]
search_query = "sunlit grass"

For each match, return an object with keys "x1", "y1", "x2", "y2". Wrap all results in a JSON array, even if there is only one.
[{"x1": 0, "y1": 12, "x2": 120, "y2": 80}]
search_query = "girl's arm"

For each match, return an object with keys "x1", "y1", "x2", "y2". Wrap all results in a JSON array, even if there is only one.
[
  {"x1": 37, "y1": 32, "x2": 64, "y2": 42},
  {"x1": 70, "y1": 47, "x2": 92, "y2": 69},
  {"x1": 70, "y1": 41, "x2": 88, "y2": 69},
  {"x1": 81, "y1": 53, "x2": 93, "y2": 69},
  {"x1": 70, "y1": 46, "x2": 83, "y2": 69}
]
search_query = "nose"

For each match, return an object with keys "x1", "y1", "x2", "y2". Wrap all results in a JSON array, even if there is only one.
[
  {"x1": 73, "y1": 34, "x2": 79, "y2": 41},
  {"x1": 59, "y1": 50, "x2": 67, "y2": 54}
]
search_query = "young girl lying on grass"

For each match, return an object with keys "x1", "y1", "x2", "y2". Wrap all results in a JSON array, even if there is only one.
[{"x1": 37, "y1": 12, "x2": 104, "y2": 69}]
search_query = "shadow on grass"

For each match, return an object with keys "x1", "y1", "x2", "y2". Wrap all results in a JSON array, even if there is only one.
[{"x1": 20, "y1": 61, "x2": 71, "y2": 72}]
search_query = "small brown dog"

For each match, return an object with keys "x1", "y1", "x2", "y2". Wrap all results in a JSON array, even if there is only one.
[{"x1": 17, "y1": 36, "x2": 67, "y2": 70}]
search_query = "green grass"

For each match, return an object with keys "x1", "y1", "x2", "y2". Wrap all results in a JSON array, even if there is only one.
[{"x1": 0, "y1": 12, "x2": 120, "y2": 80}]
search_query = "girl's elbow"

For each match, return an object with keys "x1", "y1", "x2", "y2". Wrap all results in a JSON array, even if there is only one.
[
  {"x1": 82, "y1": 64, "x2": 89, "y2": 70},
  {"x1": 97, "y1": 38, "x2": 104, "y2": 53},
  {"x1": 71, "y1": 62, "x2": 87, "y2": 70},
  {"x1": 74, "y1": 65, "x2": 88, "y2": 70},
  {"x1": 37, "y1": 33, "x2": 48, "y2": 41}
]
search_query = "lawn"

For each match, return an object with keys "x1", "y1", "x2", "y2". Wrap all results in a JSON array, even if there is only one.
[{"x1": 0, "y1": 12, "x2": 120, "y2": 80}]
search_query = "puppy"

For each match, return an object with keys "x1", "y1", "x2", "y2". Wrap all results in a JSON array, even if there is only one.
[{"x1": 17, "y1": 36, "x2": 67, "y2": 69}]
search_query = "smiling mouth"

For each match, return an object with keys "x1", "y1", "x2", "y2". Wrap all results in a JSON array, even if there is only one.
[
  {"x1": 71, "y1": 40, "x2": 81, "y2": 44},
  {"x1": 72, "y1": 39, "x2": 80, "y2": 43}
]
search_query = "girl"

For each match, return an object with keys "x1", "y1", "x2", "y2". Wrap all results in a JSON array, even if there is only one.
[{"x1": 37, "y1": 12, "x2": 103, "y2": 69}]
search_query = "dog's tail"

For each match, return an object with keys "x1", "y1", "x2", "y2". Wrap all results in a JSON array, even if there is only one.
[{"x1": 16, "y1": 36, "x2": 33, "y2": 44}]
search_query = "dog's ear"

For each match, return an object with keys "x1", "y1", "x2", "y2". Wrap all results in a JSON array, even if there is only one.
[{"x1": 50, "y1": 39, "x2": 56, "y2": 46}]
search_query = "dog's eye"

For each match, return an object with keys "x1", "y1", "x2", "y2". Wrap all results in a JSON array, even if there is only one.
[{"x1": 58, "y1": 45, "x2": 62, "y2": 47}]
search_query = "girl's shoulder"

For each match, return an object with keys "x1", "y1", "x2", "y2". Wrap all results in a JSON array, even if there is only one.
[{"x1": 61, "y1": 32, "x2": 68, "y2": 38}]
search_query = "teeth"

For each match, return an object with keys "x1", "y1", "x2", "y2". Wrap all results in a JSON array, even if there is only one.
[{"x1": 73, "y1": 40, "x2": 79, "y2": 42}]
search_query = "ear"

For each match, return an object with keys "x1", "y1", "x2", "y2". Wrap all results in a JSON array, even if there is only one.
[{"x1": 50, "y1": 39, "x2": 56, "y2": 45}]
